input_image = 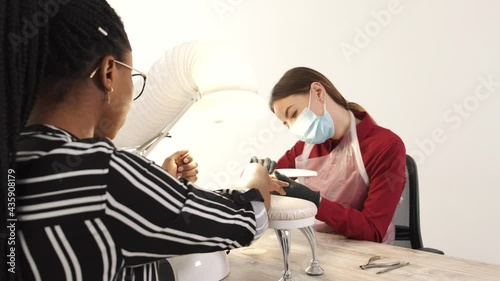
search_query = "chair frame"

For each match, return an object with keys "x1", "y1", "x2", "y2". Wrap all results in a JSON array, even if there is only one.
[
  {"x1": 395, "y1": 155, "x2": 423, "y2": 249},
  {"x1": 395, "y1": 155, "x2": 444, "y2": 254}
]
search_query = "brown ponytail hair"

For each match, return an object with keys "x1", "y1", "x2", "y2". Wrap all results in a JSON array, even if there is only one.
[{"x1": 270, "y1": 67, "x2": 367, "y2": 114}]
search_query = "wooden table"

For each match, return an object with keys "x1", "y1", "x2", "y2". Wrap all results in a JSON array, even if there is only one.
[{"x1": 225, "y1": 229, "x2": 500, "y2": 281}]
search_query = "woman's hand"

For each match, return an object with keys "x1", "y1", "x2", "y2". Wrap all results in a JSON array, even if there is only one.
[
  {"x1": 235, "y1": 163, "x2": 271, "y2": 210},
  {"x1": 162, "y1": 150, "x2": 199, "y2": 183},
  {"x1": 268, "y1": 175, "x2": 289, "y2": 195}
]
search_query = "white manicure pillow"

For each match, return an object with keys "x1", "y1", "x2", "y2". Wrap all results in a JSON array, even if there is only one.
[{"x1": 268, "y1": 195, "x2": 317, "y2": 229}]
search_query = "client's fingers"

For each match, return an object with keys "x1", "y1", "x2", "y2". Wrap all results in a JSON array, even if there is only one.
[
  {"x1": 178, "y1": 161, "x2": 198, "y2": 173},
  {"x1": 178, "y1": 165, "x2": 198, "y2": 178},
  {"x1": 269, "y1": 177, "x2": 288, "y2": 195}
]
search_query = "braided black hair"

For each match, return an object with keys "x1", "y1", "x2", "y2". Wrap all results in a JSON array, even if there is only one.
[{"x1": 1, "y1": 1, "x2": 130, "y2": 280}]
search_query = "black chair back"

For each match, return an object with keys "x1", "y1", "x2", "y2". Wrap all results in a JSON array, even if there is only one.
[
  {"x1": 395, "y1": 155, "x2": 423, "y2": 248},
  {"x1": 394, "y1": 155, "x2": 444, "y2": 254}
]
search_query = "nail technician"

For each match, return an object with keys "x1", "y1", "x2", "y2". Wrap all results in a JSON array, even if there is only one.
[{"x1": 261, "y1": 66, "x2": 406, "y2": 243}]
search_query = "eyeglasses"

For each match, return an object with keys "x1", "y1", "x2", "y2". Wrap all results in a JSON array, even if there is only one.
[{"x1": 89, "y1": 60, "x2": 147, "y2": 101}]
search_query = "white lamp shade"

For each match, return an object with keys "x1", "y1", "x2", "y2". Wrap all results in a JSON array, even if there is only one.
[
  {"x1": 189, "y1": 89, "x2": 268, "y2": 124},
  {"x1": 114, "y1": 40, "x2": 260, "y2": 149},
  {"x1": 193, "y1": 41, "x2": 257, "y2": 95}
]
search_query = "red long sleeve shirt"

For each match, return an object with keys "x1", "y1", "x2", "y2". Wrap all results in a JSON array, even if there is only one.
[{"x1": 276, "y1": 111, "x2": 406, "y2": 242}]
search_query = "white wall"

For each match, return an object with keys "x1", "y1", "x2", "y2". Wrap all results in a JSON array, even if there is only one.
[{"x1": 109, "y1": 0, "x2": 500, "y2": 264}]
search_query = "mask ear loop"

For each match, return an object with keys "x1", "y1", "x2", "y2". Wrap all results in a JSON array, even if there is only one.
[{"x1": 308, "y1": 88, "x2": 313, "y2": 109}]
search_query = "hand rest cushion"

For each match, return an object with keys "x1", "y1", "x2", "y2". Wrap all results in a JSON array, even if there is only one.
[{"x1": 268, "y1": 195, "x2": 317, "y2": 228}]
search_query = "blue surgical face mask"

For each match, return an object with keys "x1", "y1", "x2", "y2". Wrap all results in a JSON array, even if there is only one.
[{"x1": 289, "y1": 90, "x2": 335, "y2": 144}]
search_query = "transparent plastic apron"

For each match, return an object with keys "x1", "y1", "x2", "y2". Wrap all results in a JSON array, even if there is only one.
[{"x1": 295, "y1": 111, "x2": 395, "y2": 243}]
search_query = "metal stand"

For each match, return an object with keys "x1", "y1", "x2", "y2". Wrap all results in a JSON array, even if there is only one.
[
  {"x1": 274, "y1": 229, "x2": 293, "y2": 281},
  {"x1": 300, "y1": 226, "x2": 324, "y2": 276}
]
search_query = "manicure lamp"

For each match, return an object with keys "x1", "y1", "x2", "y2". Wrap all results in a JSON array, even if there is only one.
[
  {"x1": 114, "y1": 40, "x2": 263, "y2": 156},
  {"x1": 113, "y1": 40, "x2": 265, "y2": 281}
]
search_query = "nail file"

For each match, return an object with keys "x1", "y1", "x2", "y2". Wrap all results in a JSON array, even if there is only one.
[
  {"x1": 274, "y1": 168, "x2": 318, "y2": 177},
  {"x1": 376, "y1": 261, "x2": 410, "y2": 274}
]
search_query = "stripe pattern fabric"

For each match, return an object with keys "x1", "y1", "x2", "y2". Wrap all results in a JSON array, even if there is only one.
[{"x1": 17, "y1": 125, "x2": 267, "y2": 281}]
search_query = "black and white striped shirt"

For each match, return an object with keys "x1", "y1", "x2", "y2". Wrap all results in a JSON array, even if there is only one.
[{"x1": 16, "y1": 125, "x2": 268, "y2": 281}]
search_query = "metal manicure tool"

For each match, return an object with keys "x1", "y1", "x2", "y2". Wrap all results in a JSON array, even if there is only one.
[{"x1": 359, "y1": 256, "x2": 410, "y2": 274}]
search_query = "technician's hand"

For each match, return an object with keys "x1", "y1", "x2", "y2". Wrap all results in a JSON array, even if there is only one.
[
  {"x1": 162, "y1": 150, "x2": 199, "y2": 183},
  {"x1": 274, "y1": 171, "x2": 321, "y2": 208},
  {"x1": 250, "y1": 156, "x2": 277, "y2": 174}
]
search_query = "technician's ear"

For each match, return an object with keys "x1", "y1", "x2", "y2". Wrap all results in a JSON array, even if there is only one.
[{"x1": 310, "y1": 82, "x2": 326, "y2": 102}]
